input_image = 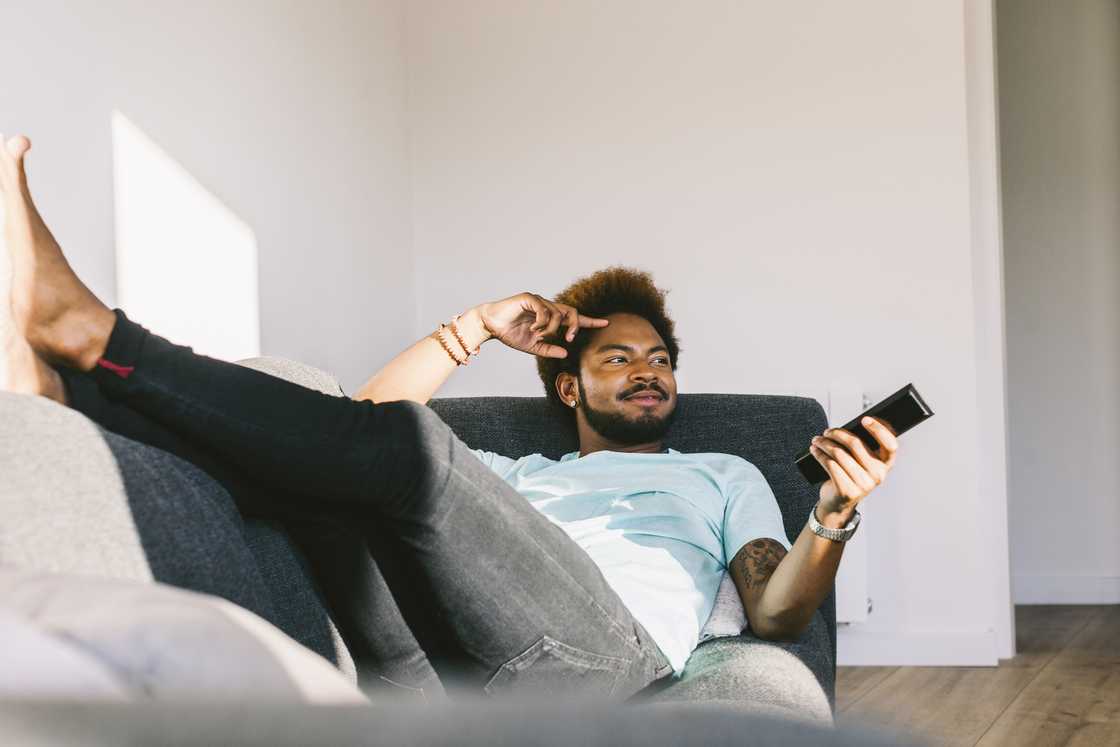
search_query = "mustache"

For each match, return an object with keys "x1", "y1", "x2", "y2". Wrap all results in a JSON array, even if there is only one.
[{"x1": 619, "y1": 383, "x2": 668, "y2": 400}]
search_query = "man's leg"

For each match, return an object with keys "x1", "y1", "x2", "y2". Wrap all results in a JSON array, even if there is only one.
[{"x1": 56, "y1": 368, "x2": 444, "y2": 698}]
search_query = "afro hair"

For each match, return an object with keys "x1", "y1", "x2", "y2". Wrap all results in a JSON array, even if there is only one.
[{"x1": 536, "y1": 266, "x2": 680, "y2": 411}]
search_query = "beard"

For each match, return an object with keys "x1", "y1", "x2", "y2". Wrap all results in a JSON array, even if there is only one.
[{"x1": 580, "y1": 389, "x2": 678, "y2": 444}]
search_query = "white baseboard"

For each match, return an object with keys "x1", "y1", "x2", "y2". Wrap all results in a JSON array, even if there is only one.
[
  {"x1": 837, "y1": 628, "x2": 999, "y2": 666},
  {"x1": 1012, "y1": 574, "x2": 1120, "y2": 604}
]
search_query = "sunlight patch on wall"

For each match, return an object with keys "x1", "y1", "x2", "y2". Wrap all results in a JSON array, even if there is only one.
[{"x1": 112, "y1": 110, "x2": 259, "y2": 361}]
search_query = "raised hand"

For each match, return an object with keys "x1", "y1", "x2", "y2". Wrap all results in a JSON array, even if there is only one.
[{"x1": 479, "y1": 293, "x2": 609, "y2": 359}]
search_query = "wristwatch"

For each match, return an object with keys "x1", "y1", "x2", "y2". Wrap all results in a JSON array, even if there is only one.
[{"x1": 808, "y1": 502, "x2": 861, "y2": 542}]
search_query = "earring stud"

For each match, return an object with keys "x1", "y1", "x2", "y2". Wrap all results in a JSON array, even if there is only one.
[{"x1": 570, "y1": 400, "x2": 577, "y2": 407}]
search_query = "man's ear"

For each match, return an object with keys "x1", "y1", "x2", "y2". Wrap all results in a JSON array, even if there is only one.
[{"x1": 556, "y1": 372, "x2": 579, "y2": 406}]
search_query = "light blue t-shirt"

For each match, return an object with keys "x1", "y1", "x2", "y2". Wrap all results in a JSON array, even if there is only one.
[{"x1": 471, "y1": 447, "x2": 792, "y2": 675}]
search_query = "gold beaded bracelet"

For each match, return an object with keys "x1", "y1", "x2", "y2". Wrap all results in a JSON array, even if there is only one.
[
  {"x1": 432, "y1": 324, "x2": 468, "y2": 365},
  {"x1": 450, "y1": 315, "x2": 482, "y2": 360},
  {"x1": 431, "y1": 314, "x2": 484, "y2": 366}
]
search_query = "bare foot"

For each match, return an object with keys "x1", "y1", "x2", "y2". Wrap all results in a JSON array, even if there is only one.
[
  {"x1": 0, "y1": 134, "x2": 116, "y2": 371},
  {"x1": 1, "y1": 323, "x2": 67, "y2": 403}
]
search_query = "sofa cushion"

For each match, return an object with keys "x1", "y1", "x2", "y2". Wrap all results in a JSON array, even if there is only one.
[
  {"x1": 636, "y1": 611, "x2": 834, "y2": 725},
  {"x1": 236, "y1": 356, "x2": 346, "y2": 398},
  {"x1": 0, "y1": 391, "x2": 278, "y2": 622},
  {"x1": 0, "y1": 391, "x2": 156, "y2": 579},
  {"x1": 698, "y1": 572, "x2": 751, "y2": 642},
  {"x1": 0, "y1": 611, "x2": 129, "y2": 701},
  {"x1": 0, "y1": 571, "x2": 366, "y2": 704},
  {"x1": 0, "y1": 389, "x2": 352, "y2": 672},
  {"x1": 241, "y1": 519, "x2": 358, "y2": 682}
]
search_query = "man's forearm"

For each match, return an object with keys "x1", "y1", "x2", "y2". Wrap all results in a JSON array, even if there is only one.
[
  {"x1": 753, "y1": 503, "x2": 856, "y2": 640},
  {"x1": 353, "y1": 306, "x2": 492, "y2": 405}
]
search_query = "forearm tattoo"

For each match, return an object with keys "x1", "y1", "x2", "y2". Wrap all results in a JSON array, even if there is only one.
[{"x1": 733, "y1": 538, "x2": 788, "y2": 590}]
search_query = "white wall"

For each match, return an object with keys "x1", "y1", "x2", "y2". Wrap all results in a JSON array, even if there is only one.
[
  {"x1": 0, "y1": 0, "x2": 413, "y2": 392},
  {"x1": 406, "y1": 0, "x2": 1010, "y2": 664},
  {"x1": 998, "y1": 0, "x2": 1120, "y2": 604}
]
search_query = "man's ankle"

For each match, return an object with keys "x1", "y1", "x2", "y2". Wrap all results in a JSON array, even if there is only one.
[{"x1": 61, "y1": 306, "x2": 116, "y2": 373}]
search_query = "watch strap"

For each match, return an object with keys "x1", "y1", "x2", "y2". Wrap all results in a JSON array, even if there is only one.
[{"x1": 808, "y1": 502, "x2": 861, "y2": 542}]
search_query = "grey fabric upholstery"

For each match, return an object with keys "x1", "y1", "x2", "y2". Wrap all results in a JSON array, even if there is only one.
[
  {"x1": 239, "y1": 520, "x2": 356, "y2": 678},
  {"x1": 0, "y1": 392, "x2": 272, "y2": 615},
  {"x1": 0, "y1": 392, "x2": 155, "y2": 579},
  {"x1": 427, "y1": 394, "x2": 835, "y2": 713},
  {"x1": 0, "y1": 389, "x2": 355, "y2": 681},
  {"x1": 236, "y1": 356, "x2": 346, "y2": 398},
  {"x1": 635, "y1": 615, "x2": 833, "y2": 724},
  {"x1": 0, "y1": 701, "x2": 919, "y2": 746},
  {"x1": 0, "y1": 570, "x2": 366, "y2": 703},
  {"x1": 0, "y1": 611, "x2": 129, "y2": 701},
  {"x1": 0, "y1": 357, "x2": 834, "y2": 719}
]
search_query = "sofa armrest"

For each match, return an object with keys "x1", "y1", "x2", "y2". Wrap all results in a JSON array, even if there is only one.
[
  {"x1": 0, "y1": 391, "x2": 281, "y2": 626},
  {"x1": 0, "y1": 392, "x2": 155, "y2": 579},
  {"x1": 1, "y1": 359, "x2": 359, "y2": 682},
  {"x1": 634, "y1": 612, "x2": 834, "y2": 724}
]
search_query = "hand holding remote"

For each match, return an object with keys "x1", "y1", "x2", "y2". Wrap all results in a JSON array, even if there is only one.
[
  {"x1": 796, "y1": 383, "x2": 934, "y2": 526},
  {"x1": 808, "y1": 416, "x2": 900, "y2": 522}
]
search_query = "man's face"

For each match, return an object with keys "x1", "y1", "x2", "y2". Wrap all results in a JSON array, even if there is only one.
[{"x1": 574, "y1": 313, "x2": 678, "y2": 444}]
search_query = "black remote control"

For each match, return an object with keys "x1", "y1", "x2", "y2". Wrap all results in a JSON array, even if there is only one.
[{"x1": 795, "y1": 383, "x2": 934, "y2": 486}]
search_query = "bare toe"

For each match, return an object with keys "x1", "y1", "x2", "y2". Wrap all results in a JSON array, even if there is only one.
[
  {"x1": 0, "y1": 134, "x2": 30, "y2": 192},
  {"x1": 6, "y1": 135, "x2": 31, "y2": 160}
]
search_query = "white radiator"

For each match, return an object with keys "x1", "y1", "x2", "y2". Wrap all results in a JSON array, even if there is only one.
[{"x1": 793, "y1": 381, "x2": 871, "y2": 624}]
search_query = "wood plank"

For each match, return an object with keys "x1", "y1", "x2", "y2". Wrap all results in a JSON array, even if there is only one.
[
  {"x1": 837, "y1": 605, "x2": 1102, "y2": 746},
  {"x1": 837, "y1": 666, "x2": 1039, "y2": 746},
  {"x1": 978, "y1": 606, "x2": 1120, "y2": 747},
  {"x1": 835, "y1": 666, "x2": 897, "y2": 712},
  {"x1": 1006, "y1": 606, "x2": 1107, "y2": 669}
]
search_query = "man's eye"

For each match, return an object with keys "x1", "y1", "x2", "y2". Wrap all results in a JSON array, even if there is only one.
[{"x1": 604, "y1": 356, "x2": 669, "y2": 365}]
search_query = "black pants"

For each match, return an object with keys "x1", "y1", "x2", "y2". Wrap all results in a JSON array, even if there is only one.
[
  {"x1": 61, "y1": 367, "x2": 447, "y2": 698},
  {"x1": 65, "y1": 309, "x2": 672, "y2": 699}
]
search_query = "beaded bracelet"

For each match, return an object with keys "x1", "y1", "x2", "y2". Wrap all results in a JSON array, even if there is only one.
[
  {"x1": 432, "y1": 324, "x2": 468, "y2": 365},
  {"x1": 449, "y1": 315, "x2": 482, "y2": 359},
  {"x1": 431, "y1": 314, "x2": 484, "y2": 366}
]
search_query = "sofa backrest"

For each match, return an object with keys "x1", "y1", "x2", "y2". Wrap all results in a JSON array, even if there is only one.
[{"x1": 427, "y1": 393, "x2": 836, "y2": 656}]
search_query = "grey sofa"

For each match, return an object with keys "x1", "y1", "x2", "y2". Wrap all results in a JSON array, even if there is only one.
[{"x1": 0, "y1": 356, "x2": 835, "y2": 724}]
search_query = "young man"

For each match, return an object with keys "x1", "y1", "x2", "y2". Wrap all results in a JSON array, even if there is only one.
[{"x1": 1, "y1": 134, "x2": 899, "y2": 700}]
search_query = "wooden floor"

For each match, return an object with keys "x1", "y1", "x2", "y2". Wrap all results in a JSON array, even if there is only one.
[{"x1": 836, "y1": 605, "x2": 1120, "y2": 746}]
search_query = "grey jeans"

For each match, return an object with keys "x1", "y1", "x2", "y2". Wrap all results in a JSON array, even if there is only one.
[{"x1": 72, "y1": 309, "x2": 674, "y2": 700}]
